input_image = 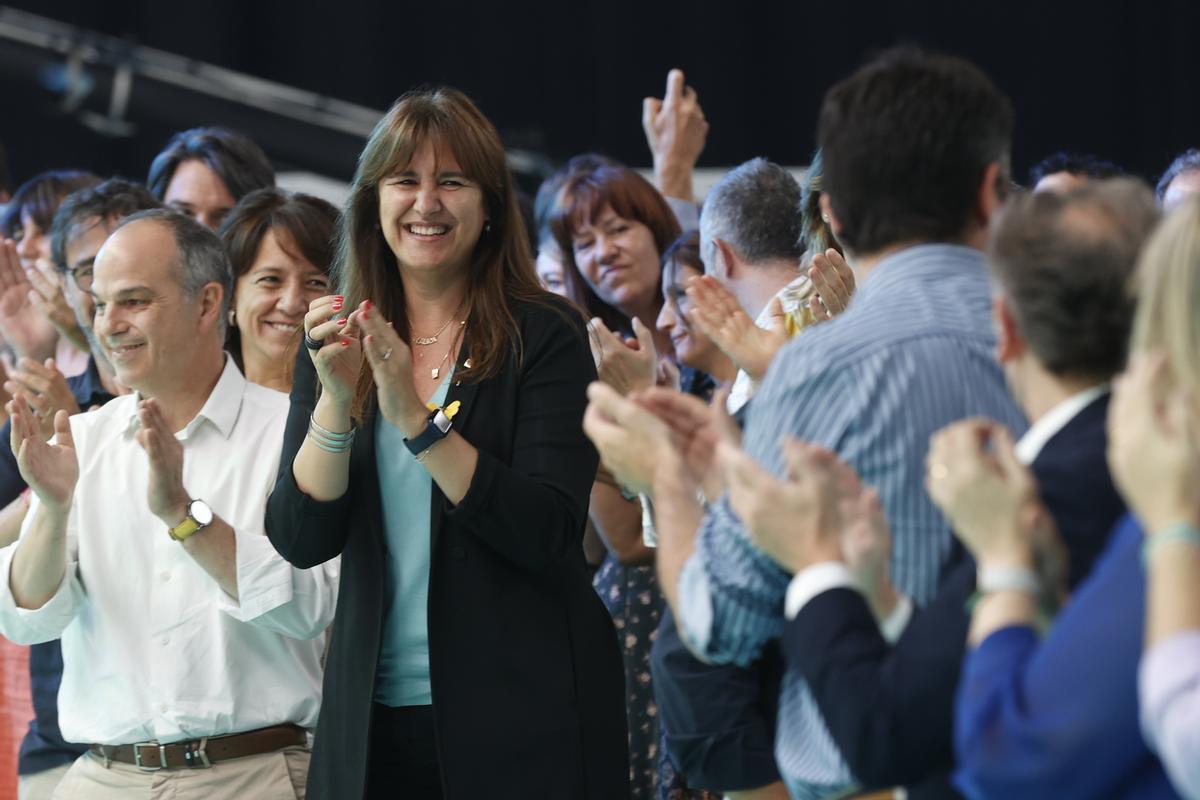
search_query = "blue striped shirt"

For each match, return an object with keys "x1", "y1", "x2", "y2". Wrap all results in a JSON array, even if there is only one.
[{"x1": 677, "y1": 244, "x2": 1027, "y2": 796}]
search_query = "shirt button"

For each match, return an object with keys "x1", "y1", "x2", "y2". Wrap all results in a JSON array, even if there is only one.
[{"x1": 160, "y1": 636, "x2": 170, "y2": 646}]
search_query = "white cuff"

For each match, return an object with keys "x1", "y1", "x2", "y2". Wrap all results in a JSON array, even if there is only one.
[
  {"x1": 676, "y1": 553, "x2": 714, "y2": 654},
  {"x1": 784, "y1": 561, "x2": 859, "y2": 620},
  {"x1": 880, "y1": 594, "x2": 914, "y2": 644}
]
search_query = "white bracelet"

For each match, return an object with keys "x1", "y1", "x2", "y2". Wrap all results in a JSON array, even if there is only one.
[{"x1": 977, "y1": 564, "x2": 1040, "y2": 597}]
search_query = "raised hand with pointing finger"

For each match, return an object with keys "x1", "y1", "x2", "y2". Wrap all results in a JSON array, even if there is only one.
[{"x1": 643, "y1": 68, "x2": 708, "y2": 203}]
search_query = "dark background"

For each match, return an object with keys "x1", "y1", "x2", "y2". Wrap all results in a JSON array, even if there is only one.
[{"x1": 1, "y1": 0, "x2": 1197, "y2": 193}]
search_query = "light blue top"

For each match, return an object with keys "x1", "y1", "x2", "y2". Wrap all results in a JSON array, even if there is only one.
[
  {"x1": 675, "y1": 244, "x2": 1027, "y2": 796},
  {"x1": 374, "y1": 372, "x2": 452, "y2": 707}
]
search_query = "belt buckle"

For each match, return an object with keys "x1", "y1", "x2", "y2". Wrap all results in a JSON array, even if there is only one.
[
  {"x1": 133, "y1": 742, "x2": 167, "y2": 772},
  {"x1": 184, "y1": 737, "x2": 211, "y2": 769}
]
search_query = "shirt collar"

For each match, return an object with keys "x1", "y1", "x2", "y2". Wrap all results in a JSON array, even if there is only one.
[
  {"x1": 856, "y1": 243, "x2": 986, "y2": 301},
  {"x1": 123, "y1": 355, "x2": 246, "y2": 441},
  {"x1": 755, "y1": 273, "x2": 812, "y2": 327},
  {"x1": 1014, "y1": 384, "x2": 1109, "y2": 465}
]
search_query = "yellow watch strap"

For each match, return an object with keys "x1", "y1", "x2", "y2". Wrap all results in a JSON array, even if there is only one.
[{"x1": 168, "y1": 516, "x2": 202, "y2": 542}]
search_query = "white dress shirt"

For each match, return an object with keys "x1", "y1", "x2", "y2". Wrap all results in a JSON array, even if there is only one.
[{"x1": 0, "y1": 357, "x2": 338, "y2": 746}]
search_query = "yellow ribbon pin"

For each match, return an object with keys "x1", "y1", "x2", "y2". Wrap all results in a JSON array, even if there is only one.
[{"x1": 425, "y1": 400, "x2": 462, "y2": 420}]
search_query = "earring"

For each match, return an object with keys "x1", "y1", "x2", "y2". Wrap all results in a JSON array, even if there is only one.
[
  {"x1": 821, "y1": 214, "x2": 831, "y2": 223},
  {"x1": 228, "y1": 309, "x2": 237, "y2": 328},
  {"x1": 483, "y1": 221, "x2": 493, "y2": 234}
]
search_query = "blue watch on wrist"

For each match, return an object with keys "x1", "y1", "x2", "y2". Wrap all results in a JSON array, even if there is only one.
[{"x1": 403, "y1": 406, "x2": 454, "y2": 458}]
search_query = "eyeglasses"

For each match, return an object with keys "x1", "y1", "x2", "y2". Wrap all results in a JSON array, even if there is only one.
[{"x1": 66, "y1": 264, "x2": 94, "y2": 294}]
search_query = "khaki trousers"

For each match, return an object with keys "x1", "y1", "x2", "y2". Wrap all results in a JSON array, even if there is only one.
[
  {"x1": 18, "y1": 762, "x2": 72, "y2": 800},
  {"x1": 49, "y1": 745, "x2": 309, "y2": 800}
]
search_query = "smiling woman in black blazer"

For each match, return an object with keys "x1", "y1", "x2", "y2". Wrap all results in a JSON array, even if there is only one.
[{"x1": 265, "y1": 87, "x2": 630, "y2": 800}]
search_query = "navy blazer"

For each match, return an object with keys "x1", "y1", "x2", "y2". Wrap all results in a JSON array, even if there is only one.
[
  {"x1": 782, "y1": 393, "x2": 1125, "y2": 797},
  {"x1": 266, "y1": 297, "x2": 630, "y2": 800}
]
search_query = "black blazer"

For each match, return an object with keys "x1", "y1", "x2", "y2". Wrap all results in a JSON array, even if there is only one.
[
  {"x1": 266, "y1": 298, "x2": 630, "y2": 800},
  {"x1": 782, "y1": 393, "x2": 1124, "y2": 798}
]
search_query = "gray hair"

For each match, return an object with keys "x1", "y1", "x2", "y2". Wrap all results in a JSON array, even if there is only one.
[
  {"x1": 699, "y1": 158, "x2": 804, "y2": 271},
  {"x1": 112, "y1": 208, "x2": 234, "y2": 337}
]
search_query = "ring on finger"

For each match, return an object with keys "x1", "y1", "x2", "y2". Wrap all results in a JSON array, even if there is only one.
[
  {"x1": 303, "y1": 332, "x2": 323, "y2": 351},
  {"x1": 381, "y1": 348, "x2": 393, "y2": 361}
]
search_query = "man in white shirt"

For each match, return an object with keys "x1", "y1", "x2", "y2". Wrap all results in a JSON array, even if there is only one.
[{"x1": 0, "y1": 209, "x2": 337, "y2": 799}]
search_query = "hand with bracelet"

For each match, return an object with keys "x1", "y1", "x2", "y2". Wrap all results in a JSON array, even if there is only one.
[{"x1": 293, "y1": 294, "x2": 361, "y2": 501}]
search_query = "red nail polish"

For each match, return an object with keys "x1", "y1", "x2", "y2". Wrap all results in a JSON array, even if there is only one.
[
  {"x1": 333, "y1": 295, "x2": 344, "y2": 302},
  {"x1": 361, "y1": 309, "x2": 369, "y2": 320},
  {"x1": 363, "y1": 300, "x2": 372, "y2": 311},
  {"x1": 337, "y1": 318, "x2": 347, "y2": 325},
  {"x1": 332, "y1": 303, "x2": 343, "y2": 312},
  {"x1": 341, "y1": 339, "x2": 350, "y2": 347}
]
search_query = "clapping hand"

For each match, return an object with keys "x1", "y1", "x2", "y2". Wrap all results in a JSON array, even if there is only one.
[
  {"x1": 583, "y1": 381, "x2": 674, "y2": 496},
  {"x1": 1108, "y1": 351, "x2": 1200, "y2": 533},
  {"x1": 925, "y1": 418, "x2": 1041, "y2": 568},
  {"x1": 303, "y1": 295, "x2": 363, "y2": 409},
  {"x1": 355, "y1": 300, "x2": 428, "y2": 437},
  {"x1": 643, "y1": 69, "x2": 708, "y2": 203},
  {"x1": 634, "y1": 385, "x2": 739, "y2": 502},
  {"x1": 588, "y1": 317, "x2": 657, "y2": 396},
  {"x1": 4, "y1": 358, "x2": 80, "y2": 441},
  {"x1": 722, "y1": 438, "x2": 849, "y2": 574},
  {"x1": 28, "y1": 258, "x2": 88, "y2": 352},
  {"x1": 807, "y1": 248, "x2": 855, "y2": 322},
  {"x1": 0, "y1": 241, "x2": 58, "y2": 362},
  {"x1": 8, "y1": 394, "x2": 77, "y2": 513},
  {"x1": 135, "y1": 398, "x2": 190, "y2": 526},
  {"x1": 686, "y1": 275, "x2": 785, "y2": 381}
]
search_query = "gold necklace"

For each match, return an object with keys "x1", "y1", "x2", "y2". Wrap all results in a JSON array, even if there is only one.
[
  {"x1": 429, "y1": 324, "x2": 465, "y2": 380},
  {"x1": 413, "y1": 317, "x2": 464, "y2": 347}
]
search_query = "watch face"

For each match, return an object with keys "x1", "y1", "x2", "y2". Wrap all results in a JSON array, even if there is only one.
[{"x1": 189, "y1": 500, "x2": 214, "y2": 526}]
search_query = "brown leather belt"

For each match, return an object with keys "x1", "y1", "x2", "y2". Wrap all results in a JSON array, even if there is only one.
[{"x1": 89, "y1": 724, "x2": 306, "y2": 771}]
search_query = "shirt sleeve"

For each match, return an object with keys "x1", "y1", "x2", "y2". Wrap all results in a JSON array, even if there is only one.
[
  {"x1": 1140, "y1": 630, "x2": 1200, "y2": 800},
  {"x1": 953, "y1": 520, "x2": 1150, "y2": 800},
  {"x1": 677, "y1": 342, "x2": 858, "y2": 667},
  {"x1": 0, "y1": 492, "x2": 84, "y2": 645},
  {"x1": 217, "y1": 509, "x2": 340, "y2": 641}
]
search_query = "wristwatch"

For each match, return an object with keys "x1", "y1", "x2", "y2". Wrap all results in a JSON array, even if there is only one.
[
  {"x1": 403, "y1": 403, "x2": 458, "y2": 459},
  {"x1": 168, "y1": 499, "x2": 214, "y2": 542}
]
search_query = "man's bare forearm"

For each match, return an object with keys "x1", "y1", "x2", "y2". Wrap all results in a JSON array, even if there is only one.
[
  {"x1": 180, "y1": 516, "x2": 239, "y2": 600},
  {"x1": 10, "y1": 502, "x2": 69, "y2": 609}
]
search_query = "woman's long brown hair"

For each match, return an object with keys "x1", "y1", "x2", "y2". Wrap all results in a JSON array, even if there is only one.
[{"x1": 335, "y1": 87, "x2": 549, "y2": 420}]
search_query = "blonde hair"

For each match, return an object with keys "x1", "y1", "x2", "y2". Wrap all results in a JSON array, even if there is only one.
[{"x1": 1130, "y1": 197, "x2": 1200, "y2": 391}]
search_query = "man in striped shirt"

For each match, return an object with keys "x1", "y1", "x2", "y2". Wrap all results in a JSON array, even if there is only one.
[{"x1": 586, "y1": 46, "x2": 1027, "y2": 799}]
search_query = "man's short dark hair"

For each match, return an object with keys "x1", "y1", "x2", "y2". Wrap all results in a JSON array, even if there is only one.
[
  {"x1": 1155, "y1": 148, "x2": 1200, "y2": 201},
  {"x1": 112, "y1": 209, "x2": 234, "y2": 337},
  {"x1": 817, "y1": 47, "x2": 1014, "y2": 254},
  {"x1": 988, "y1": 178, "x2": 1159, "y2": 381},
  {"x1": 51, "y1": 178, "x2": 162, "y2": 271},
  {"x1": 1028, "y1": 152, "x2": 1123, "y2": 187},
  {"x1": 700, "y1": 158, "x2": 804, "y2": 265},
  {"x1": 147, "y1": 127, "x2": 275, "y2": 202}
]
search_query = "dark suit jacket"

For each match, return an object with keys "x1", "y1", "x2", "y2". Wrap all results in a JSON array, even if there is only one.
[
  {"x1": 266, "y1": 298, "x2": 630, "y2": 800},
  {"x1": 782, "y1": 392, "x2": 1123, "y2": 798}
]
